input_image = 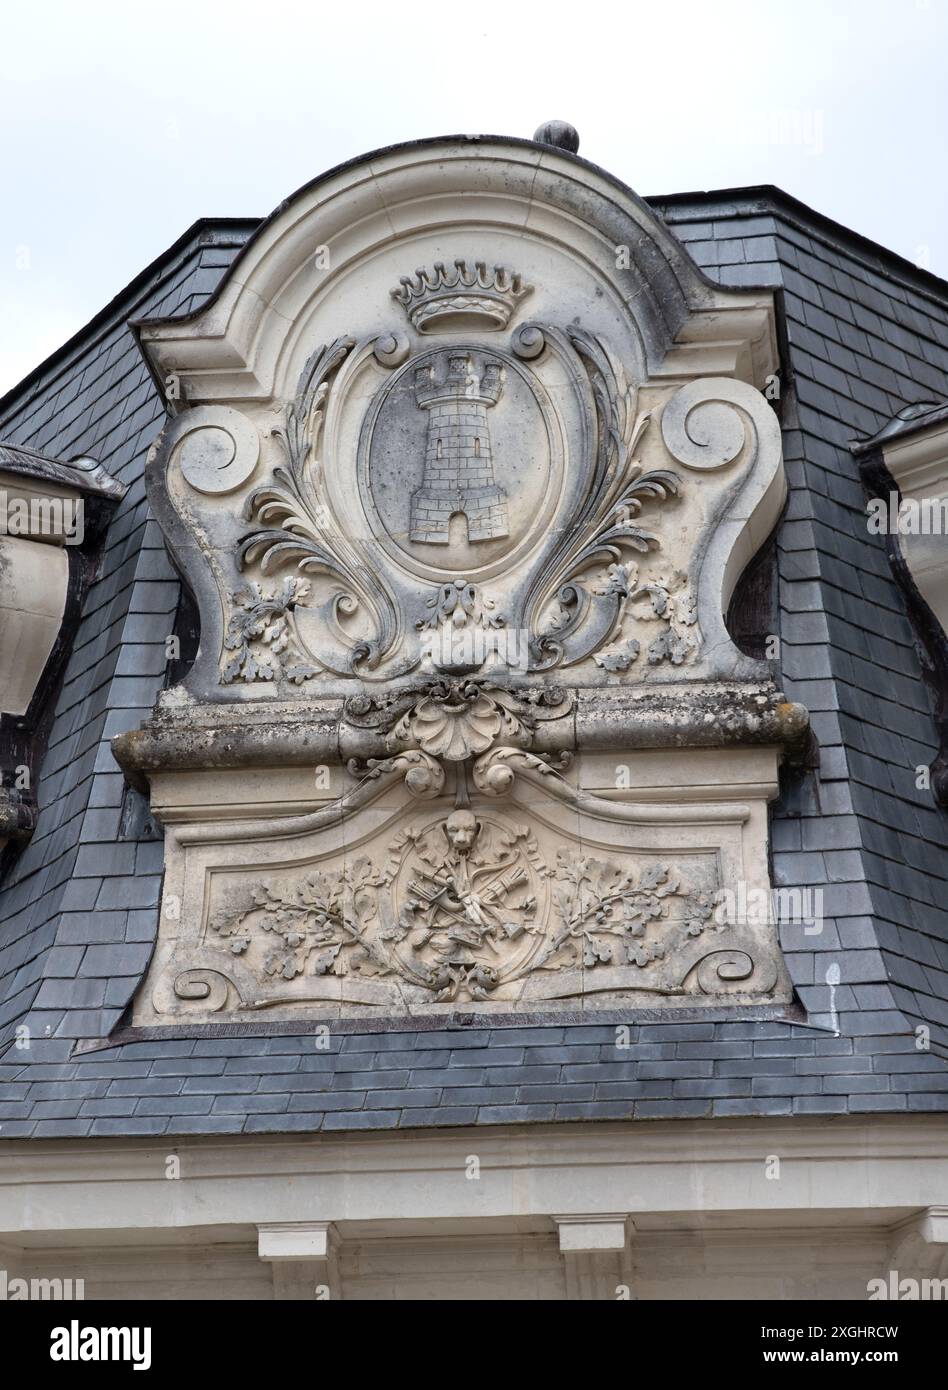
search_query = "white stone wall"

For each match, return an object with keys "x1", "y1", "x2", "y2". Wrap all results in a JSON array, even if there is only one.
[{"x1": 12, "y1": 1226, "x2": 891, "y2": 1301}]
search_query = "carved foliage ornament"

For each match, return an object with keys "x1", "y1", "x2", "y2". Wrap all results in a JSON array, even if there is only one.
[
  {"x1": 196, "y1": 290, "x2": 760, "y2": 689},
  {"x1": 206, "y1": 806, "x2": 731, "y2": 1006}
]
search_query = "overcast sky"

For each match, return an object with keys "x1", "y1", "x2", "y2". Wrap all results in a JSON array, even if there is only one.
[{"x1": 2, "y1": 0, "x2": 946, "y2": 395}]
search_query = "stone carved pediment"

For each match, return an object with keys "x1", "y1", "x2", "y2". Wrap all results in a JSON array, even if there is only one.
[
  {"x1": 138, "y1": 138, "x2": 783, "y2": 699},
  {"x1": 121, "y1": 135, "x2": 804, "y2": 1023},
  {"x1": 151, "y1": 758, "x2": 786, "y2": 1018},
  {"x1": 149, "y1": 323, "x2": 781, "y2": 690}
]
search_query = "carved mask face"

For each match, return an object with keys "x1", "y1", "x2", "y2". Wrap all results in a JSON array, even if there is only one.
[{"x1": 444, "y1": 810, "x2": 478, "y2": 856}]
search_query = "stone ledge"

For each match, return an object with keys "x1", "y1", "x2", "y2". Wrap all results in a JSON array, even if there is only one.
[{"x1": 112, "y1": 681, "x2": 809, "y2": 780}]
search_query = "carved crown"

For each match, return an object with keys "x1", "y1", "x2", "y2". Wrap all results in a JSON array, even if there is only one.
[{"x1": 391, "y1": 260, "x2": 532, "y2": 333}]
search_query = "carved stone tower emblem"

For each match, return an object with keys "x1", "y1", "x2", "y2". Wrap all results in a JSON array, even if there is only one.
[
  {"x1": 410, "y1": 353, "x2": 509, "y2": 543},
  {"x1": 359, "y1": 267, "x2": 554, "y2": 580}
]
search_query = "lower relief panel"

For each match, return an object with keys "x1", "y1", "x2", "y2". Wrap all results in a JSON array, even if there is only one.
[{"x1": 133, "y1": 751, "x2": 793, "y2": 1024}]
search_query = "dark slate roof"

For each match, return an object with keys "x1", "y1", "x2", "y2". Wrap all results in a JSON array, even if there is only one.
[
  {"x1": 0, "y1": 181, "x2": 946, "y2": 1141},
  {"x1": 0, "y1": 221, "x2": 256, "y2": 1050},
  {"x1": 651, "y1": 188, "x2": 948, "y2": 1053}
]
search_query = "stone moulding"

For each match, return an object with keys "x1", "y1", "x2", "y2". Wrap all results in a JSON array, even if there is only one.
[
  {"x1": 112, "y1": 683, "x2": 809, "y2": 783},
  {"x1": 0, "y1": 442, "x2": 125, "y2": 857},
  {"x1": 135, "y1": 137, "x2": 778, "y2": 399}
]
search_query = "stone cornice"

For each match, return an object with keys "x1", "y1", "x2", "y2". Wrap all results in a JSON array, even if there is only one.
[
  {"x1": 855, "y1": 422, "x2": 948, "y2": 807},
  {"x1": 1, "y1": 1117, "x2": 945, "y2": 1239},
  {"x1": 112, "y1": 682, "x2": 808, "y2": 783},
  {"x1": 135, "y1": 137, "x2": 779, "y2": 404}
]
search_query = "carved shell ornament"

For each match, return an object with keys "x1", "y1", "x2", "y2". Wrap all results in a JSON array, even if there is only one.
[
  {"x1": 386, "y1": 684, "x2": 517, "y2": 762},
  {"x1": 342, "y1": 681, "x2": 571, "y2": 762}
]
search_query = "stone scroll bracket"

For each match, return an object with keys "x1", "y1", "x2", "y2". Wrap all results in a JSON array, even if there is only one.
[
  {"x1": 660, "y1": 376, "x2": 787, "y2": 678},
  {"x1": 885, "y1": 1206, "x2": 948, "y2": 1283}
]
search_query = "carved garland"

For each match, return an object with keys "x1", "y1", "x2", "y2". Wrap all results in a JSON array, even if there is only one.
[
  {"x1": 209, "y1": 818, "x2": 717, "y2": 1004},
  {"x1": 523, "y1": 326, "x2": 697, "y2": 671},
  {"x1": 165, "y1": 680, "x2": 779, "y2": 1013}
]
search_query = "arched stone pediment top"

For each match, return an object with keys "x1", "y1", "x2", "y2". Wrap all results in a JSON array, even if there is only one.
[
  {"x1": 136, "y1": 135, "x2": 777, "y2": 403},
  {"x1": 132, "y1": 132, "x2": 790, "y2": 703}
]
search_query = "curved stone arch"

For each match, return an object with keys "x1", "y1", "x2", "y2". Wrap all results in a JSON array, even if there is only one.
[{"x1": 136, "y1": 135, "x2": 777, "y2": 404}]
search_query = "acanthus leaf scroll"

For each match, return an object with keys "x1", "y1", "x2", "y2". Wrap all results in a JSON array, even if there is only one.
[
  {"x1": 235, "y1": 336, "x2": 411, "y2": 682},
  {"x1": 213, "y1": 289, "x2": 706, "y2": 687},
  {"x1": 522, "y1": 326, "x2": 696, "y2": 671}
]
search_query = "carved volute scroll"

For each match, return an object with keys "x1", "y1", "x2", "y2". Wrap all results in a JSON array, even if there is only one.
[{"x1": 119, "y1": 135, "x2": 805, "y2": 1023}]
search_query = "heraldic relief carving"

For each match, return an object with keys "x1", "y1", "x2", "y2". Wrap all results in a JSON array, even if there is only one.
[{"x1": 116, "y1": 137, "x2": 808, "y2": 1022}]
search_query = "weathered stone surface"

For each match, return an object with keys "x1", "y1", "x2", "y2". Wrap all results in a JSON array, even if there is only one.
[{"x1": 122, "y1": 137, "x2": 802, "y2": 1025}]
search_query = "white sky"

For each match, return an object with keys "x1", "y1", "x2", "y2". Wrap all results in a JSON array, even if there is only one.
[{"x1": 1, "y1": 0, "x2": 946, "y2": 396}]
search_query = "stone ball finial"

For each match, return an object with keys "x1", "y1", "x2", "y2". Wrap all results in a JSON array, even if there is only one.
[{"x1": 532, "y1": 120, "x2": 580, "y2": 154}]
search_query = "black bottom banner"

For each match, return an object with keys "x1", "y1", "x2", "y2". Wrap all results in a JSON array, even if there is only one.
[{"x1": 1, "y1": 1298, "x2": 943, "y2": 1373}]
